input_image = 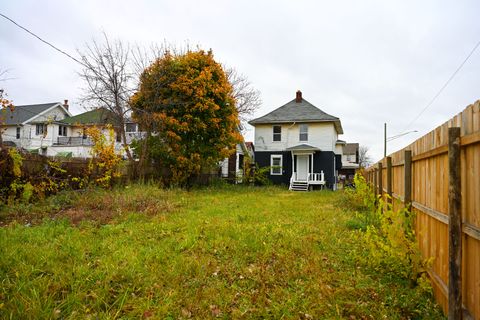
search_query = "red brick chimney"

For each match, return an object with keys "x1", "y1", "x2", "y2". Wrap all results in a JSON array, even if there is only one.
[
  {"x1": 63, "y1": 99, "x2": 69, "y2": 110},
  {"x1": 296, "y1": 90, "x2": 302, "y2": 103}
]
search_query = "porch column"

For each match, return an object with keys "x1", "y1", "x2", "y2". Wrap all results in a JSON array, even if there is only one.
[{"x1": 291, "y1": 152, "x2": 295, "y2": 174}]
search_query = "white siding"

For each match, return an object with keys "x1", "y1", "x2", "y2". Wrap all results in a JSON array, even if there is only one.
[
  {"x1": 254, "y1": 122, "x2": 338, "y2": 152},
  {"x1": 335, "y1": 144, "x2": 343, "y2": 155}
]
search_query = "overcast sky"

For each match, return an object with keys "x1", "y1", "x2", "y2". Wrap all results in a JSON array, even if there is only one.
[{"x1": 1, "y1": 0, "x2": 479, "y2": 161}]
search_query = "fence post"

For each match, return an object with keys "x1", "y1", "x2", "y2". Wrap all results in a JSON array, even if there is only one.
[
  {"x1": 386, "y1": 156, "x2": 392, "y2": 202},
  {"x1": 378, "y1": 162, "x2": 383, "y2": 198},
  {"x1": 404, "y1": 150, "x2": 412, "y2": 210},
  {"x1": 448, "y1": 127, "x2": 462, "y2": 320},
  {"x1": 373, "y1": 168, "x2": 377, "y2": 196}
]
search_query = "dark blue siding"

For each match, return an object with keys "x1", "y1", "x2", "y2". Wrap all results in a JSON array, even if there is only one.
[{"x1": 254, "y1": 151, "x2": 338, "y2": 188}]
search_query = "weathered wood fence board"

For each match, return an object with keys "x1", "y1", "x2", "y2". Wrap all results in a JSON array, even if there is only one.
[{"x1": 365, "y1": 100, "x2": 480, "y2": 320}]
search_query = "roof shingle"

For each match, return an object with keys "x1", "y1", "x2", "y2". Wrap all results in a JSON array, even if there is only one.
[
  {"x1": 3, "y1": 102, "x2": 59, "y2": 125},
  {"x1": 248, "y1": 97, "x2": 343, "y2": 134}
]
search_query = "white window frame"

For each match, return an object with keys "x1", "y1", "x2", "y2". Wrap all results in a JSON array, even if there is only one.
[
  {"x1": 299, "y1": 124, "x2": 308, "y2": 142},
  {"x1": 16, "y1": 127, "x2": 20, "y2": 139},
  {"x1": 125, "y1": 123, "x2": 137, "y2": 133},
  {"x1": 58, "y1": 125, "x2": 67, "y2": 136},
  {"x1": 270, "y1": 154, "x2": 283, "y2": 175},
  {"x1": 36, "y1": 123, "x2": 46, "y2": 136},
  {"x1": 273, "y1": 125, "x2": 281, "y2": 142}
]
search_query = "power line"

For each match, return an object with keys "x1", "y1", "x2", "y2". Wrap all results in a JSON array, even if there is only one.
[
  {"x1": 403, "y1": 39, "x2": 480, "y2": 131},
  {"x1": 0, "y1": 12, "x2": 152, "y2": 116},
  {"x1": 0, "y1": 12, "x2": 85, "y2": 66}
]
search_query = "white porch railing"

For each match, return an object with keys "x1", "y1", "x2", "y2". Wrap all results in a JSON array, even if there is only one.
[
  {"x1": 290, "y1": 171, "x2": 326, "y2": 190},
  {"x1": 308, "y1": 171, "x2": 325, "y2": 183},
  {"x1": 290, "y1": 172, "x2": 297, "y2": 184}
]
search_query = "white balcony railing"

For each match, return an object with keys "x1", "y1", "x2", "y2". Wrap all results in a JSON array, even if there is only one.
[{"x1": 56, "y1": 136, "x2": 94, "y2": 146}]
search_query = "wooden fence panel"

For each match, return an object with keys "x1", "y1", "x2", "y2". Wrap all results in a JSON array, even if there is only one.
[{"x1": 365, "y1": 100, "x2": 480, "y2": 319}]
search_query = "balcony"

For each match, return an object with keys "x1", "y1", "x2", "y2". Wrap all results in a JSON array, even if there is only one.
[{"x1": 56, "y1": 136, "x2": 94, "y2": 146}]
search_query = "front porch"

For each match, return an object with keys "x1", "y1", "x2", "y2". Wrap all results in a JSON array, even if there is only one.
[
  {"x1": 287, "y1": 144, "x2": 326, "y2": 191},
  {"x1": 289, "y1": 171, "x2": 326, "y2": 191}
]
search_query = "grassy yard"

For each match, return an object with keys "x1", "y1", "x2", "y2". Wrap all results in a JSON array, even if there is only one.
[{"x1": 0, "y1": 185, "x2": 443, "y2": 319}]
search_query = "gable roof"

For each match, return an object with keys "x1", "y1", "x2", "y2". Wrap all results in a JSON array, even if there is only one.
[
  {"x1": 61, "y1": 108, "x2": 120, "y2": 126},
  {"x1": 286, "y1": 143, "x2": 321, "y2": 151},
  {"x1": 248, "y1": 96, "x2": 343, "y2": 134},
  {"x1": 2, "y1": 102, "x2": 62, "y2": 125},
  {"x1": 343, "y1": 143, "x2": 359, "y2": 155}
]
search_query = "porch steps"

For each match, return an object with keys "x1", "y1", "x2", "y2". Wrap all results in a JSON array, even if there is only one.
[{"x1": 289, "y1": 181, "x2": 309, "y2": 191}]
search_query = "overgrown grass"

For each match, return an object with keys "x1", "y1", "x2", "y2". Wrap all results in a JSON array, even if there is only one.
[{"x1": 0, "y1": 184, "x2": 444, "y2": 319}]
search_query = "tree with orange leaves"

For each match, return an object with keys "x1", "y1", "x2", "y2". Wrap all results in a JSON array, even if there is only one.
[
  {"x1": 0, "y1": 88, "x2": 15, "y2": 148},
  {"x1": 131, "y1": 49, "x2": 242, "y2": 185}
]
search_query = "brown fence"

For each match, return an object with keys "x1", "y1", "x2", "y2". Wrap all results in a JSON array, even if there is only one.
[{"x1": 365, "y1": 100, "x2": 480, "y2": 319}]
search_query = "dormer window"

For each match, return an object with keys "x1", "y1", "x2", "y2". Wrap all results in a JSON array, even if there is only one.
[
  {"x1": 273, "y1": 125, "x2": 281, "y2": 142},
  {"x1": 299, "y1": 124, "x2": 308, "y2": 141}
]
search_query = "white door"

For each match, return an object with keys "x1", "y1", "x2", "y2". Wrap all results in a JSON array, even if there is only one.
[{"x1": 297, "y1": 155, "x2": 309, "y2": 181}]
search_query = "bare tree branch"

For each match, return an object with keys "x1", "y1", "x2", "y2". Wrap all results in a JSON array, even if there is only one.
[
  {"x1": 77, "y1": 32, "x2": 134, "y2": 161},
  {"x1": 358, "y1": 145, "x2": 372, "y2": 168},
  {"x1": 225, "y1": 67, "x2": 261, "y2": 125}
]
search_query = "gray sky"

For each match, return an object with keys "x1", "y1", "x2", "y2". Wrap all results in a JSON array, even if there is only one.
[{"x1": 1, "y1": 0, "x2": 479, "y2": 161}]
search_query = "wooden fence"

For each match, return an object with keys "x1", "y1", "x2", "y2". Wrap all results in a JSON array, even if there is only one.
[{"x1": 365, "y1": 100, "x2": 480, "y2": 320}]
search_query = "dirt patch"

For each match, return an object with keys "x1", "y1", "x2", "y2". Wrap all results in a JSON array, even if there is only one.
[{"x1": 0, "y1": 187, "x2": 178, "y2": 227}]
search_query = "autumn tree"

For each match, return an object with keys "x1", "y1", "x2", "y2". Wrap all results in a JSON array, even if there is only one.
[
  {"x1": 131, "y1": 49, "x2": 242, "y2": 185},
  {"x1": 0, "y1": 79, "x2": 14, "y2": 148}
]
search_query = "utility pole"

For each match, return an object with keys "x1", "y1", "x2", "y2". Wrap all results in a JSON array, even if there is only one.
[{"x1": 384, "y1": 122, "x2": 387, "y2": 158}]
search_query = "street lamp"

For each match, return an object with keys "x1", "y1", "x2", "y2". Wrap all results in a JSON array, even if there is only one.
[{"x1": 384, "y1": 122, "x2": 417, "y2": 157}]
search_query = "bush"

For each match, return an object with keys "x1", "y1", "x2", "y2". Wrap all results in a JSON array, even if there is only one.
[{"x1": 346, "y1": 173, "x2": 433, "y2": 288}]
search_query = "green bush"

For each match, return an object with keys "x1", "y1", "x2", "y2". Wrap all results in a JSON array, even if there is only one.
[{"x1": 345, "y1": 173, "x2": 439, "y2": 316}]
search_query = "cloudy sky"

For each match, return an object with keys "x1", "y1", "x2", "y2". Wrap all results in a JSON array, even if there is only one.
[{"x1": 1, "y1": 0, "x2": 479, "y2": 161}]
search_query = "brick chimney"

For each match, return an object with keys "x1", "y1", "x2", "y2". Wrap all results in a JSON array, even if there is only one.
[
  {"x1": 63, "y1": 99, "x2": 69, "y2": 110},
  {"x1": 296, "y1": 90, "x2": 302, "y2": 103}
]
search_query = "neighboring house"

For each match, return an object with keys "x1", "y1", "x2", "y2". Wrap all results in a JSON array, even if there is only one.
[
  {"x1": 220, "y1": 141, "x2": 254, "y2": 183},
  {"x1": 2, "y1": 101, "x2": 142, "y2": 158},
  {"x1": 1, "y1": 100, "x2": 72, "y2": 155},
  {"x1": 338, "y1": 142, "x2": 359, "y2": 184},
  {"x1": 49, "y1": 107, "x2": 124, "y2": 158},
  {"x1": 248, "y1": 91, "x2": 343, "y2": 191},
  {"x1": 52, "y1": 107, "x2": 144, "y2": 158}
]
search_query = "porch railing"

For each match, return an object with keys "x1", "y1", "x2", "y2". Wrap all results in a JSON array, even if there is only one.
[
  {"x1": 56, "y1": 136, "x2": 94, "y2": 146},
  {"x1": 291, "y1": 171, "x2": 325, "y2": 183},
  {"x1": 308, "y1": 171, "x2": 325, "y2": 182}
]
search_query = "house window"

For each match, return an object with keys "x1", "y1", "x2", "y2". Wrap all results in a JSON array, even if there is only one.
[
  {"x1": 16, "y1": 127, "x2": 20, "y2": 139},
  {"x1": 270, "y1": 154, "x2": 283, "y2": 175},
  {"x1": 273, "y1": 125, "x2": 281, "y2": 142},
  {"x1": 58, "y1": 125, "x2": 67, "y2": 136},
  {"x1": 125, "y1": 123, "x2": 137, "y2": 133},
  {"x1": 299, "y1": 124, "x2": 308, "y2": 141},
  {"x1": 36, "y1": 123, "x2": 46, "y2": 135},
  {"x1": 347, "y1": 155, "x2": 352, "y2": 162}
]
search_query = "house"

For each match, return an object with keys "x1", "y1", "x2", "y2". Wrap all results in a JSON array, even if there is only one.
[
  {"x1": 1, "y1": 100, "x2": 72, "y2": 155},
  {"x1": 248, "y1": 91, "x2": 343, "y2": 190},
  {"x1": 337, "y1": 142, "x2": 359, "y2": 185},
  {"x1": 2, "y1": 101, "x2": 141, "y2": 158},
  {"x1": 49, "y1": 107, "x2": 126, "y2": 158},
  {"x1": 220, "y1": 141, "x2": 255, "y2": 183}
]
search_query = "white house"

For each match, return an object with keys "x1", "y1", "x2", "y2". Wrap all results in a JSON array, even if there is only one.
[
  {"x1": 248, "y1": 91, "x2": 344, "y2": 190},
  {"x1": 2, "y1": 101, "x2": 142, "y2": 158},
  {"x1": 1, "y1": 101, "x2": 72, "y2": 155},
  {"x1": 338, "y1": 142, "x2": 360, "y2": 184},
  {"x1": 220, "y1": 141, "x2": 254, "y2": 182}
]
